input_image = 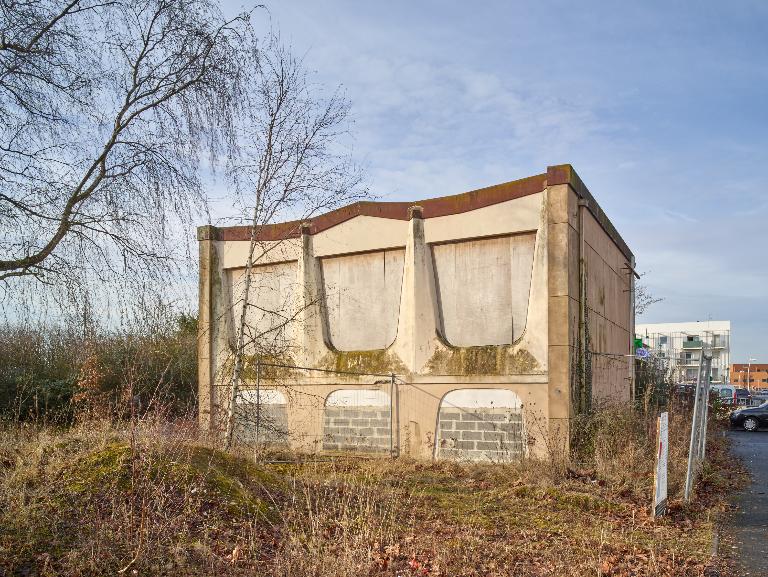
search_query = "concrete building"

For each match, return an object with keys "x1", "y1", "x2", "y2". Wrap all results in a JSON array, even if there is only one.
[
  {"x1": 731, "y1": 363, "x2": 768, "y2": 389},
  {"x1": 635, "y1": 321, "x2": 731, "y2": 383},
  {"x1": 198, "y1": 165, "x2": 635, "y2": 461}
]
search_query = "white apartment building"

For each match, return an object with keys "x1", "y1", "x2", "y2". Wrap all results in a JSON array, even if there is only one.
[{"x1": 635, "y1": 321, "x2": 731, "y2": 384}]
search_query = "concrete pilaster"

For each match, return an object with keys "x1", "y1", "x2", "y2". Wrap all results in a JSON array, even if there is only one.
[
  {"x1": 391, "y1": 206, "x2": 441, "y2": 374},
  {"x1": 197, "y1": 226, "x2": 216, "y2": 432},
  {"x1": 197, "y1": 225, "x2": 237, "y2": 435},
  {"x1": 546, "y1": 183, "x2": 578, "y2": 447},
  {"x1": 297, "y1": 225, "x2": 331, "y2": 367}
]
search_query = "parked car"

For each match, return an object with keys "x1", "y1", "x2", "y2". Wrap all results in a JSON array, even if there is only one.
[
  {"x1": 730, "y1": 401, "x2": 768, "y2": 431},
  {"x1": 711, "y1": 384, "x2": 735, "y2": 404},
  {"x1": 711, "y1": 385, "x2": 752, "y2": 405},
  {"x1": 734, "y1": 387, "x2": 752, "y2": 405}
]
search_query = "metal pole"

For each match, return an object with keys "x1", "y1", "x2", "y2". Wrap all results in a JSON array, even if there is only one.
[
  {"x1": 255, "y1": 359, "x2": 261, "y2": 446},
  {"x1": 684, "y1": 352, "x2": 705, "y2": 502},
  {"x1": 389, "y1": 374, "x2": 394, "y2": 458},
  {"x1": 747, "y1": 361, "x2": 751, "y2": 391},
  {"x1": 700, "y1": 355, "x2": 712, "y2": 460},
  {"x1": 224, "y1": 375, "x2": 239, "y2": 449},
  {"x1": 395, "y1": 376, "x2": 400, "y2": 457},
  {"x1": 390, "y1": 373, "x2": 400, "y2": 458}
]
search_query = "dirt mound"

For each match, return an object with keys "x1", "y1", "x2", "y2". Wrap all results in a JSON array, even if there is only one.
[{"x1": 0, "y1": 429, "x2": 282, "y2": 575}]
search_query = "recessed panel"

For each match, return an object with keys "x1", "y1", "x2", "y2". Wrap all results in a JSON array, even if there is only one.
[
  {"x1": 321, "y1": 249, "x2": 404, "y2": 351},
  {"x1": 432, "y1": 233, "x2": 535, "y2": 347},
  {"x1": 436, "y1": 388, "x2": 524, "y2": 462},
  {"x1": 228, "y1": 261, "x2": 297, "y2": 354}
]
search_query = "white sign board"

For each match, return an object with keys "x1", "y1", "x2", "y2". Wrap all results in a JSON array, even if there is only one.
[{"x1": 652, "y1": 412, "x2": 669, "y2": 517}]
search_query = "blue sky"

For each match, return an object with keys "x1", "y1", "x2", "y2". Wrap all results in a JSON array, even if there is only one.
[{"x1": 221, "y1": 0, "x2": 768, "y2": 362}]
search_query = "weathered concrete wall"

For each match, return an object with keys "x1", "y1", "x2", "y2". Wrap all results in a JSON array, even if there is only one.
[
  {"x1": 198, "y1": 165, "x2": 634, "y2": 461},
  {"x1": 229, "y1": 382, "x2": 542, "y2": 460},
  {"x1": 432, "y1": 233, "x2": 535, "y2": 346},
  {"x1": 582, "y1": 210, "x2": 633, "y2": 402},
  {"x1": 545, "y1": 165, "x2": 634, "y2": 422},
  {"x1": 321, "y1": 249, "x2": 404, "y2": 351}
]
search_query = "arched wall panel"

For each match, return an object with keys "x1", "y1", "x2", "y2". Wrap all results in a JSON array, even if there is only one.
[
  {"x1": 228, "y1": 261, "x2": 298, "y2": 354},
  {"x1": 234, "y1": 388, "x2": 289, "y2": 446},
  {"x1": 321, "y1": 249, "x2": 404, "y2": 351},
  {"x1": 435, "y1": 388, "x2": 524, "y2": 462},
  {"x1": 432, "y1": 233, "x2": 535, "y2": 347}
]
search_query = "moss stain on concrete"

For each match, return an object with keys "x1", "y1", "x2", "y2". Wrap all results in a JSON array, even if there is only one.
[
  {"x1": 320, "y1": 348, "x2": 407, "y2": 375},
  {"x1": 241, "y1": 353, "x2": 297, "y2": 381},
  {"x1": 426, "y1": 344, "x2": 541, "y2": 376}
]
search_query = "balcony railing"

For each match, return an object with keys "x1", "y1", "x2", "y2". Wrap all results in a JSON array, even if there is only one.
[{"x1": 682, "y1": 340, "x2": 703, "y2": 349}]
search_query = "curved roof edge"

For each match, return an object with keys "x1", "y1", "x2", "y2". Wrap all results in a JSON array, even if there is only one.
[
  {"x1": 199, "y1": 172, "x2": 546, "y2": 242},
  {"x1": 198, "y1": 164, "x2": 633, "y2": 261}
]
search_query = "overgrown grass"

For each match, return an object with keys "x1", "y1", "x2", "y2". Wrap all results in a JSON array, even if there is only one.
[{"x1": 0, "y1": 404, "x2": 743, "y2": 576}]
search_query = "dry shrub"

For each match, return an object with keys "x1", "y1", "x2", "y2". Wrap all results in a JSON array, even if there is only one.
[
  {"x1": 273, "y1": 461, "x2": 414, "y2": 577},
  {"x1": 0, "y1": 312, "x2": 198, "y2": 424},
  {"x1": 571, "y1": 402, "x2": 695, "y2": 499}
]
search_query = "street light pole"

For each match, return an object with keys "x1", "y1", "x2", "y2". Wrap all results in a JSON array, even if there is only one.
[{"x1": 746, "y1": 357, "x2": 757, "y2": 391}]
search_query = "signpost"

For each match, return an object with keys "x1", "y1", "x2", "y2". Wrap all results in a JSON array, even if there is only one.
[{"x1": 652, "y1": 411, "x2": 669, "y2": 517}]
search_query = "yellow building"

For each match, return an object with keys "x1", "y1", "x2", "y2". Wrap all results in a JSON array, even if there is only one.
[{"x1": 197, "y1": 165, "x2": 635, "y2": 460}]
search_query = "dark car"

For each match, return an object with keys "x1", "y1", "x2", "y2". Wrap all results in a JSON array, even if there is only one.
[
  {"x1": 734, "y1": 387, "x2": 752, "y2": 406},
  {"x1": 730, "y1": 401, "x2": 768, "y2": 431}
]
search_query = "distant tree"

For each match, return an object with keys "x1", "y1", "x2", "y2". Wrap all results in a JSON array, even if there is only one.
[
  {"x1": 635, "y1": 273, "x2": 662, "y2": 316},
  {"x1": 0, "y1": 0, "x2": 250, "y2": 289}
]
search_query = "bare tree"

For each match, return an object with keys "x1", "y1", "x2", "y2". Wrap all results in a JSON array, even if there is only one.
[
  {"x1": 0, "y1": 0, "x2": 250, "y2": 291},
  {"x1": 635, "y1": 273, "x2": 663, "y2": 316},
  {"x1": 223, "y1": 34, "x2": 365, "y2": 447}
]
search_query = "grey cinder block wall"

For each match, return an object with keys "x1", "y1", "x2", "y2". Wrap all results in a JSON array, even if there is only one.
[
  {"x1": 322, "y1": 405, "x2": 392, "y2": 453},
  {"x1": 436, "y1": 407, "x2": 524, "y2": 462}
]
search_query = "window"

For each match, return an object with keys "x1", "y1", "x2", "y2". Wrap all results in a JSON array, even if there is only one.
[{"x1": 659, "y1": 336, "x2": 668, "y2": 345}]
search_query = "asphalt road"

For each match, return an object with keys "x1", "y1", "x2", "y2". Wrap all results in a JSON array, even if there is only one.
[{"x1": 724, "y1": 429, "x2": 768, "y2": 576}]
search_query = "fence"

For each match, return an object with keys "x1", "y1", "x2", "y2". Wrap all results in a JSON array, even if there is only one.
[
  {"x1": 212, "y1": 360, "x2": 527, "y2": 463},
  {"x1": 684, "y1": 351, "x2": 713, "y2": 502}
]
